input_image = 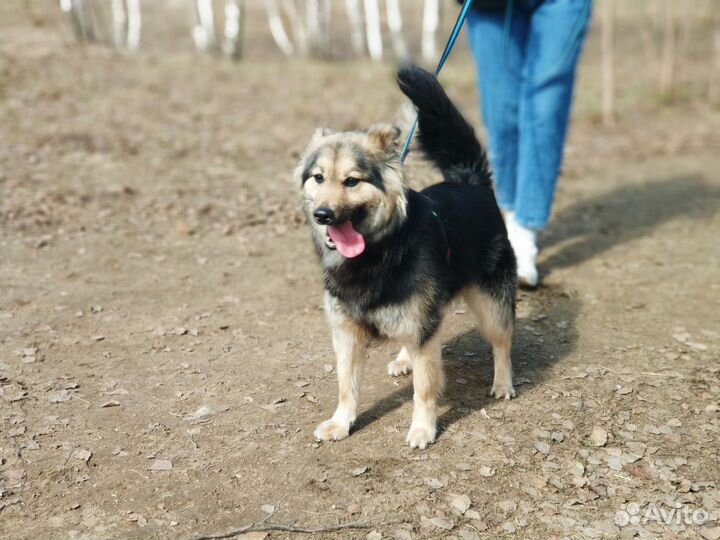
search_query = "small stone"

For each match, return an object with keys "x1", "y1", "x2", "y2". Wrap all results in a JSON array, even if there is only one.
[
  {"x1": 430, "y1": 516, "x2": 454, "y2": 530},
  {"x1": 128, "y1": 513, "x2": 147, "y2": 527},
  {"x1": 48, "y1": 389, "x2": 72, "y2": 403},
  {"x1": 148, "y1": 459, "x2": 173, "y2": 471},
  {"x1": 459, "y1": 527, "x2": 481, "y2": 540},
  {"x1": 551, "y1": 432, "x2": 565, "y2": 443},
  {"x1": 71, "y1": 449, "x2": 92, "y2": 462},
  {"x1": 100, "y1": 400, "x2": 120, "y2": 408},
  {"x1": 535, "y1": 441, "x2": 551, "y2": 455},
  {"x1": 465, "y1": 510, "x2": 481, "y2": 520},
  {"x1": 260, "y1": 504, "x2": 275, "y2": 515},
  {"x1": 498, "y1": 500, "x2": 516, "y2": 513},
  {"x1": 185, "y1": 405, "x2": 212, "y2": 421},
  {"x1": 450, "y1": 494, "x2": 471, "y2": 514},
  {"x1": 366, "y1": 531, "x2": 382, "y2": 540},
  {"x1": 352, "y1": 466, "x2": 368, "y2": 477},
  {"x1": 347, "y1": 504, "x2": 361, "y2": 515},
  {"x1": 700, "y1": 527, "x2": 720, "y2": 540},
  {"x1": 590, "y1": 426, "x2": 608, "y2": 447},
  {"x1": 478, "y1": 465, "x2": 494, "y2": 477},
  {"x1": 425, "y1": 478, "x2": 444, "y2": 489}
]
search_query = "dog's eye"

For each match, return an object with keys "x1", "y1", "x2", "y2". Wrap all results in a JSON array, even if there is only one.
[
  {"x1": 313, "y1": 173, "x2": 324, "y2": 184},
  {"x1": 344, "y1": 177, "x2": 360, "y2": 187}
]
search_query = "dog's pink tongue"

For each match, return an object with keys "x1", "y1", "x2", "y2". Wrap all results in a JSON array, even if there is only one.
[{"x1": 328, "y1": 221, "x2": 365, "y2": 258}]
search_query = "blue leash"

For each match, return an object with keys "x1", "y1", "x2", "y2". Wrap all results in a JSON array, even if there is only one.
[{"x1": 399, "y1": 0, "x2": 474, "y2": 163}]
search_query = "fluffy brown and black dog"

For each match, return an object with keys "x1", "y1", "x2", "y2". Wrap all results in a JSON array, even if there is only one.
[{"x1": 295, "y1": 66, "x2": 517, "y2": 449}]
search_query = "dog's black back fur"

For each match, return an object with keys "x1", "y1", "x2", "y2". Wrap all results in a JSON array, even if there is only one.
[{"x1": 323, "y1": 67, "x2": 516, "y2": 344}]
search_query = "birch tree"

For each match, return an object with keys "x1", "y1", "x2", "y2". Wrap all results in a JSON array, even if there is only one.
[
  {"x1": 601, "y1": 0, "x2": 615, "y2": 125},
  {"x1": 265, "y1": 0, "x2": 295, "y2": 56},
  {"x1": 223, "y1": 0, "x2": 245, "y2": 60},
  {"x1": 385, "y1": 0, "x2": 408, "y2": 61},
  {"x1": 422, "y1": 0, "x2": 440, "y2": 63},
  {"x1": 364, "y1": 0, "x2": 383, "y2": 61},
  {"x1": 306, "y1": 0, "x2": 331, "y2": 58},
  {"x1": 111, "y1": 0, "x2": 127, "y2": 49},
  {"x1": 280, "y1": 0, "x2": 308, "y2": 56},
  {"x1": 193, "y1": 0, "x2": 216, "y2": 52},
  {"x1": 710, "y1": 11, "x2": 720, "y2": 102},
  {"x1": 345, "y1": 0, "x2": 365, "y2": 57},
  {"x1": 126, "y1": 0, "x2": 141, "y2": 51},
  {"x1": 59, "y1": 0, "x2": 97, "y2": 42}
]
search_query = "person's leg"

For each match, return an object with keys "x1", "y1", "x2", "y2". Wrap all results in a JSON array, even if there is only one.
[
  {"x1": 515, "y1": 0, "x2": 592, "y2": 230},
  {"x1": 466, "y1": 6, "x2": 529, "y2": 213}
]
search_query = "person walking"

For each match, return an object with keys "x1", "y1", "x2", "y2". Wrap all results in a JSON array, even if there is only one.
[{"x1": 464, "y1": 0, "x2": 592, "y2": 287}]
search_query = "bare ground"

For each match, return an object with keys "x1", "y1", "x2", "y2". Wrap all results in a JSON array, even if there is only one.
[{"x1": 1, "y1": 7, "x2": 720, "y2": 540}]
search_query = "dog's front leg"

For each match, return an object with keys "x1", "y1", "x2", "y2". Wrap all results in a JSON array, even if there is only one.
[
  {"x1": 314, "y1": 304, "x2": 367, "y2": 442},
  {"x1": 406, "y1": 335, "x2": 444, "y2": 449}
]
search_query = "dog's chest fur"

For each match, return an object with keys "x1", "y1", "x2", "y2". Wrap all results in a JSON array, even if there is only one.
[{"x1": 341, "y1": 294, "x2": 429, "y2": 342}]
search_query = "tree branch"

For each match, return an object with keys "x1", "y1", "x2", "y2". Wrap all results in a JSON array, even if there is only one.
[{"x1": 187, "y1": 520, "x2": 373, "y2": 540}]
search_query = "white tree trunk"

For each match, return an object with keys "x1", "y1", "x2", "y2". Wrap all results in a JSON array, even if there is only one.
[
  {"x1": 345, "y1": 0, "x2": 365, "y2": 56},
  {"x1": 193, "y1": 0, "x2": 216, "y2": 52},
  {"x1": 64, "y1": 0, "x2": 96, "y2": 42},
  {"x1": 111, "y1": 0, "x2": 127, "y2": 49},
  {"x1": 658, "y1": 0, "x2": 675, "y2": 96},
  {"x1": 306, "y1": 0, "x2": 331, "y2": 58},
  {"x1": 422, "y1": 0, "x2": 440, "y2": 63},
  {"x1": 710, "y1": 15, "x2": 720, "y2": 102},
  {"x1": 601, "y1": 0, "x2": 615, "y2": 125},
  {"x1": 265, "y1": 0, "x2": 295, "y2": 56},
  {"x1": 223, "y1": 0, "x2": 245, "y2": 60},
  {"x1": 364, "y1": 0, "x2": 383, "y2": 61},
  {"x1": 280, "y1": 0, "x2": 308, "y2": 55},
  {"x1": 126, "y1": 0, "x2": 141, "y2": 51},
  {"x1": 385, "y1": 0, "x2": 408, "y2": 61}
]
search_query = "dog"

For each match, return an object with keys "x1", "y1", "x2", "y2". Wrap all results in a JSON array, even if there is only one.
[{"x1": 295, "y1": 66, "x2": 517, "y2": 449}]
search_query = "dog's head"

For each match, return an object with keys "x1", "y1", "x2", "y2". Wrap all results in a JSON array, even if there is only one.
[{"x1": 295, "y1": 124, "x2": 407, "y2": 259}]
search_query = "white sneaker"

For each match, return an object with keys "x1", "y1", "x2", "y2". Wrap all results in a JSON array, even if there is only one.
[{"x1": 504, "y1": 211, "x2": 539, "y2": 288}]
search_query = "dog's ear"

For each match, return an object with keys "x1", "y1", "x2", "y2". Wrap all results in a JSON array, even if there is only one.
[
  {"x1": 367, "y1": 123, "x2": 401, "y2": 154},
  {"x1": 308, "y1": 127, "x2": 336, "y2": 148}
]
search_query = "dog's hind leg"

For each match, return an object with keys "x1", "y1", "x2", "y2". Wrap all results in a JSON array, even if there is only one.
[
  {"x1": 463, "y1": 286, "x2": 516, "y2": 400},
  {"x1": 387, "y1": 346, "x2": 413, "y2": 377},
  {"x1": 405, "y1": 334, "x2": 444, "y2": 449},
  {"x1": 314, "y1": 297, "x2": 368, "y2": 442}
]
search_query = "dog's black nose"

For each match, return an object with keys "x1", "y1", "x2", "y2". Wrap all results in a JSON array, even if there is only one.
[{"x1": 313, "y1": 208, "x2": 335, "y2": 225}]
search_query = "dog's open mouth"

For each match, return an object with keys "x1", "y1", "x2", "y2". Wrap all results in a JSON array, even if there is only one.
[
  {"x1": 325, "y1": 220, "x2": 365, "y2": 258},
  {"x1": 325, "y1": 230, "x2": 336, "y2": 250}
]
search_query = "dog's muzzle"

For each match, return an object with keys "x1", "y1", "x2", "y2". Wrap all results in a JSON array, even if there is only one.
[{"x1": 313, "y1": 207, "x2": 335, "y2": 225}]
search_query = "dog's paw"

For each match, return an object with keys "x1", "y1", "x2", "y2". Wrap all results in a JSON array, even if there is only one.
[
  {"x1": 489, "y1": 383, "x2": 516, "y2": 400},
  {"x1": 313, "y1": 419, "x2": 350, "y2": 442},
  {"x1": 387, "y1": 357, "x2": 412, "y2": 377},
  {"x1": 406, "y1": 424, "x2": 436, "y2": 450}
]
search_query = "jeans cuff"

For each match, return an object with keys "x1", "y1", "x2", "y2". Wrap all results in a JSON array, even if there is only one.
[{"x1": 515, "y1": 216, "x2": 547, "y2": 230}]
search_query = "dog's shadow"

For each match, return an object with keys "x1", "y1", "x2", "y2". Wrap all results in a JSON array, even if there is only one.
[{"x1": 352, "y1": 173, "x2": 720, "y2": 439}]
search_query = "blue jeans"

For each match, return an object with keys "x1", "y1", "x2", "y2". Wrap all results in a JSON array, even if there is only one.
[{"x1": 466, "y1": 0, "x2": 592, "y2": 229}]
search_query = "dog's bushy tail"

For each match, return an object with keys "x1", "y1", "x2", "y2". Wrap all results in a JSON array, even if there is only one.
[{"x1": 397, "y1": 65, "x2": 492, "y2": 187}]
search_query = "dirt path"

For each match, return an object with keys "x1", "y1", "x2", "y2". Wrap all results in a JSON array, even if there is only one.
[{"x1": 2, "y1": 11, "x2": 720, "y2": 540}]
